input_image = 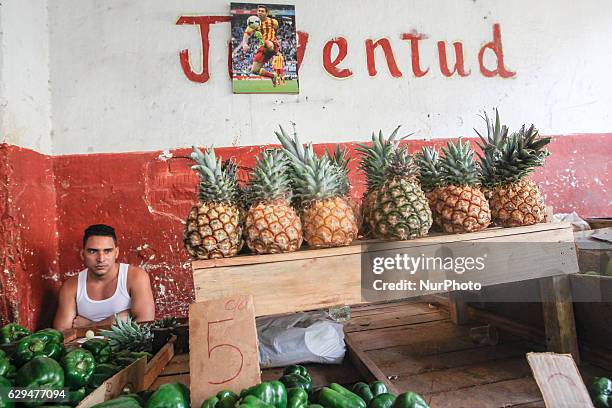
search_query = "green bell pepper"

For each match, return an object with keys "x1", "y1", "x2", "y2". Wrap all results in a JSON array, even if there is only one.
[
  {"x1": 14, "y1": 332, "x2": 64, "y2": 366},
  {"x1": 317, "y1": 387, "x2": 355, "y2": 408},
  {"x1": 201, "y1": 390, "x2": 239, "y2": 408},
  {"x1": 328, "y1": 383, "x2": 366, "y2": 408},
  {"x1": 280, "y1": 374, "x2": 312, "y2": 396},
  {"x1": 308, "y1": 405, "x2": 324, "y2": 408},
  {"x1": 68, "y1": 388, "x2": 87, "y2": 406},
  {"x1": 0, "y1": 351, "x2": 15, "y2": 379},
  {"x1": 111, "y1": 350, "x2": 152, "y2": 367},
  {"x1": 0, "y1": 375, "x2": 15, "y2": 408},
  {"x1": 15, "y1": 356, "x2": 65, "y2": 407},
  {"x1": 368, "y1": 393, "x2": 396, "y2": 408},
  {"x1": 287, "y1": 388, "x2": 309, "y2": 408},
  {"x1": 0, "y1": 323, "x2": 31, "y2": 345},
  {"x1": 283, "y1": 366, "x2": 311, "y2": 383},
  {"x1": 34, "y1": 329, "x2": 64, "y2": 345},
  {"x1": 389, "y1": 392, "x2": 429, "y2": 408},
  {"x1": 82, "y1": 339, "x2": 111, "y2": 364},
  {"x1": 61, "y1": 348, "x2": 96, "y2": 388},
  {"x1": 145, "y1": 382, "x2": 190, "y2": 408},
  {"x1": 352, "y1": 382, "x2": 389, "y2": 404},
  {"x1": 238, "y1": 395, "x2": 275, "y2": 408},
  {"x1": 91, "y1": 395, "x2": 143, "y2": 407},
  {"x1": 590, "y1": 377, "x2": 612, "y2": 408},
  {"x1": 241, "y1": 380, "x2": 288, "y2": 408},
  {"x1": 89, "y1": 363, "x2": 120, "y2": 388}
]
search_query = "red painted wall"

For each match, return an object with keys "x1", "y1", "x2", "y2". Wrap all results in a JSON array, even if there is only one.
[{"x1": 1, "y1": 134, "x2": 610, "y2": 328}]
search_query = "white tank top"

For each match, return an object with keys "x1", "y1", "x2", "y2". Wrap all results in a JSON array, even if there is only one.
[{"x1": 76, "y1": 263, "x2": 132, "y2": 322}]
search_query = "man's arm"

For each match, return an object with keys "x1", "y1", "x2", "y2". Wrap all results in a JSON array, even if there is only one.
[
  {"x1": 53, "y1": 277, "x2": 78, "y2": 330},
  {"x1": 128, "y1": 267, "x2": 156, "y2": 322},
  {"x1": 241, "y1": 27, "x2": 254, "y2": 52}
]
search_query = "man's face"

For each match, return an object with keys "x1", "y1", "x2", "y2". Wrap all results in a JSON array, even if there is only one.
[
  {"x1": 81, "y1": 236, "x2": 119, "y2": 277},
  {"x1": 257, "y1": 7, "x2": 268, "y2": 20}
]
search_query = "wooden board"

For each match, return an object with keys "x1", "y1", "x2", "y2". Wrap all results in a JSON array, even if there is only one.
[
  {"x1": 527, "y1": 352, "x2": 594, "y2": 408},
  {"x1": 192, "y1": 223, "x2": 577, "y2": 317},
  {"x1": 143, "y1": 335, "x2": 176, "y2": 390},
  {"x1": 77, "y1": 357, "x2": 146, "y2": 407}
]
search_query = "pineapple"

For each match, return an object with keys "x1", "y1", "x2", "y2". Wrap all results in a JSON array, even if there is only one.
[
  {"x1": 415, "y1": 146, "x2": 444, "y2": 227},
  {"x1": 245, "y1": 149, "x2": 303, "y2": 254},
  {"x1": 436, "y1": 139, "x2": 491, "y2": 233},
  {"x1": 325, "y1": 145, "x2": 361, "y2": 230},
  {"x1": 370, "y1": 146, "x2": 432, "y2": 240},
  {"x1": 99, "y1": 314, "x2": 153, "y2": 352},
  {"x1": 356, "y1": 127, "x2": 402, "y2": 237},
  {"x1": 184, "y1": 146, "x2": 243, "y2": 259},
  {"x1": 276, "y1": 125, "x2": 358, "y2": 248},
  {"x1": 477, "y1": 119, "x2": 551, "y2": 227}
]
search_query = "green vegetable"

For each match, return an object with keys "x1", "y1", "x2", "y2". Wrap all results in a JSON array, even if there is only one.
[
  {"x1": 238, "y1": 396, "x2": 275, "y2": 408},
  {"x1": 89, "y1": 363, "x2": 120, "y2": 388},
  {"x1": 34, "y1": 329, "x2": 64, "y2": 345},
  {"x1": 0, "y1": 375, "x2": 15, "y2": 408},
  {"x1": 280, "y1": 373, "x2": 312, "y2": 395},
  {"x1": 241, "y1": 380, "x2": 288, "y2": 408},
  {"x1": 287, "y1": 388, "x2": 309, "y2": 408},
  {"x1": 14, "y1": 332, "x2": 64, "y2": 366},
  {"x1": 352, "y1": 382, "x2": 389, "y2": 404},
  {"x1": 283, "y1": 365, "x2": 312, "y2": 383},
  {"x1": 82, "y1": 339, "x2": 112, "y2": 364},
  {"x1": 91, "y1": 395, "x2": 143, "y2": 407},
  {"x1": 61, "y1": 348, "x2": 96, "y2": 388},
  {"x1": 0, "y1": 323, "x2": 31, "y2": 345},
  {"x1": 111, "y1": 350, "x2": 152, "y2": 367},
  {"x1": 308, "y1": 405, "x2": 324, "y2": 408},
  {"x1": 68, "y1": 388, "x2": 87, "y2": 406},
  {"x1": 368, "y1": 393, "x2": 397, "y2": 408},
  {"x1": 15, "y1": 356, "x2": 65, "y2": 407},
  {"x1": 590, "y1": 377, "x2": 612, "y2": 408},
  {"x1": 389, "y1": 392, "x2": 429, "y2": 408},
  {"x1": 145, "y1": 382, "x2": 190, "y2": 408},
  {"x1": 0, "y1": 351, "x2": 15, "y2": 379},
  {"x1": 317, "y1": 387, "x2": 355, "y2": 408},
  {"x1": 201, "y1": 390, "x2": 240, "y2": 408},
  {"x1": 328, "y1": 383, "x2": 366, "y2": 408}
]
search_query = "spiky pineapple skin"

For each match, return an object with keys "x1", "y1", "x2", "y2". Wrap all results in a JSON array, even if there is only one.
[
  {"x1": 184, "y1": 202, "x2": 243, "y2": 259},
  {"x1": 245, "y1": 199, "x2": 303, "y2": 254},
  {"x1": 371, "y1": 178, "x2": 432, "y2": 240},
  {"x1": 489, "y1": 178, "x2": 545, "y2": 227},
  {"x1": 302, "y1": 197, "x2": 358, "y2": 248},
  {"x1": 435, "y1": 186, "x2": 491, "y2": 233},
  {"x1": 361, "y1": 190, "x2": 379, "y2": 237}
]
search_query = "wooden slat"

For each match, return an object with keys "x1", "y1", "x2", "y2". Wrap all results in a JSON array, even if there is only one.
[
  {"x1": 425, "y1": 377, "x2": 544, "y2": 408},
  {"x1": 151, "y1": 373, "x2": 190, "y2": 390},
  {"x1": 448, "y1": 291, "x2": 470, "y2": 325},
  {"x1": 261, "y1": 360, "x2": 362, "y2": 387},
  {"x1": 467, "y1": 306, "x2": 545, "y2": 344},
  {"x1": 79, "y1": 357, "x2": 147, "y2": 406},
  {"x1": 349, "y1": 301, "x2": 434, "y2": 318},
  {"x1": 345, "y1": 335, "x2": 400, "y2": 395},
  {"x1": 161, "y1": 353, "x2": 190, "y2": 376},
  {"x1": 193, "y1": 224, "x2": 577, "y2": 317},
  {"x1": 344, "y1": 310, "x2": 448, "y2": 333},
  {"x1": 143, "y1": 336, "x2": 176, "y2": 390}
]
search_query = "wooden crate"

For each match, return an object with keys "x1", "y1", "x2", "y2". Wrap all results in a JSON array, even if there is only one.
[
  {"x1": 192, "y1": 222, "x2": 577, "y2": 317},
  {"x1": 77, "y1": 357, "x2": 146, "y2": 407}
]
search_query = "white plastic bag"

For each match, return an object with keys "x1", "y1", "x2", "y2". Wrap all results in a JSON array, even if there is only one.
[{"x1": 257, "y1": 312, "x2": 346, "y2": 368}]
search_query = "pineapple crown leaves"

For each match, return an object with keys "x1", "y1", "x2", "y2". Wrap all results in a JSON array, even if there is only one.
[
  {"x1": 355, "y1": 126, "x2": 405, "y2": 193},
  {"x1": 474, "y1": 108, "x2": 509, "y2": 153},
  {"x1": 415, "y1": 146, "x2": 443, "y2": 190},
  {"x1": 275, "y1": 124, "x2": 346, "y2": 202},
  {"x1": 190, "y1": 146, "x2": 239, "y2": 204},
  {"x1": 480, "y1": 124, "x2": 551, "y2": 187},
  {"x1": 384, "y1": 145, "x2": 420, "y2": 181},
  {"x1": 248, "y1": 148, "x2": 293, "y2": 204},
  {"x1": 324, "y1": 145, "x2": 351, "y2": 196},
  {"x1": 439, "y1": 138, "x2": 480, "y2": 186},
  {"x1": 99, "y1": 313, "x2": 153, "y2": 352}
]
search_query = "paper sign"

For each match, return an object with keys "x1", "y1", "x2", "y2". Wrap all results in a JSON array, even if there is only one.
[
  {"x1": 526, "y1": 352, "x2": 594, "y2": 408},
  {"x1": 189, "y1": 295, "x2": 261, "y2": 407}
]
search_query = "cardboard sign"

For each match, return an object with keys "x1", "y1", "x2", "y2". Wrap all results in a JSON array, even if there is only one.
[
  {"x1": 189, "y1": 295, "x2": 261, "y2": 407},
  {"x1": 526, "y1": 352, "x2": 594, "y2": 408}
]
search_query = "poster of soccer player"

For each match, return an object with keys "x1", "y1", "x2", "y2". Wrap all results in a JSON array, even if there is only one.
[{"x1": 231, "y1": 3, "x2": 299, "y2": 94}]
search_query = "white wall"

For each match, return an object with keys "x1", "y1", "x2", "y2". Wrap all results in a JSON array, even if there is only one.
[
  {"x1": 21, "y1": 0, "x2": 612, "y2": 154},
  {"x1": 0, "y1": 0, "x2": 52, "y2": 154}
]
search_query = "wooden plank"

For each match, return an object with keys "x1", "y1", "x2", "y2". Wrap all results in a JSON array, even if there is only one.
[
  {"x1": 193, "y1": 225, "x2": 577, "y2": 317},
  {"x1": 162, "y1": 353, "x2": 190, "y2": 376},
  {"x1": 79, "y1": 357, "x2": 147, "y2": 407},
  {"x1": 448, "y1": 291, "x2": 470, "y2": 325},
  {"x1": 345, "y1": 335, "x2": 400, "y2": 395},
  {"x1": 143, "y1": 336, "x2": 176, "y2": 390},
  {"x1": 527, "y1": 352, "x2": 593, "y2": 408},
  {"x1": 150, "y1": 373, "x2": 191, "y2": 390},
  {"x1": 344, "y1": 310, "x2": 448, "y2": 333},
  {"x1": 425, "y1": 377, "x2": 543, "y2": 408},
  {"x1": 392, "y1": 356, "x2": 532, "y2": 395},
  {"x1": 349, "y1": 301, "x2": 434, "y2": 318},
  {"x1": 539, "y1": 276, "x2": 580, "y2": 362},
  {"x1": 467, "y1": 306, "x2": 545, "y2": 344},
  {"x1": 261, "y1": 360, "x2": 363, "y2": 387}
]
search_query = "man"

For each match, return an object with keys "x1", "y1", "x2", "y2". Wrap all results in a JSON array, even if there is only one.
[
  {"x1": 272, "y1": 52, "x2": 286, "y2": 86},
  {"x1": 53, "y1": 224, "x2": 155, "y2": 330},
  {"x1": 240, "y1": 5, "x2": 280, "y2": 86}
]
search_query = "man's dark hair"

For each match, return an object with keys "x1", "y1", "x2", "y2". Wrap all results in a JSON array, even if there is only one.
[
  {"x1": 257, "y1": 5, "x2": 268, "y2": 11},
  {"x1": 83, "y1": 224, "x2": 117, "y2": 247}
]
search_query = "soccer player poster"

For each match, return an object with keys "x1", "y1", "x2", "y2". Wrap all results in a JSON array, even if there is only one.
[{"x1": 231, "y1": 3, "x2": 299, "y2": 94}]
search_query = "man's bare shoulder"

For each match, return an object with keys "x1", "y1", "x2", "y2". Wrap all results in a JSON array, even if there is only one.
[{"x1": 127, "y1": 265, "x2": 151, "y2": 284}]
